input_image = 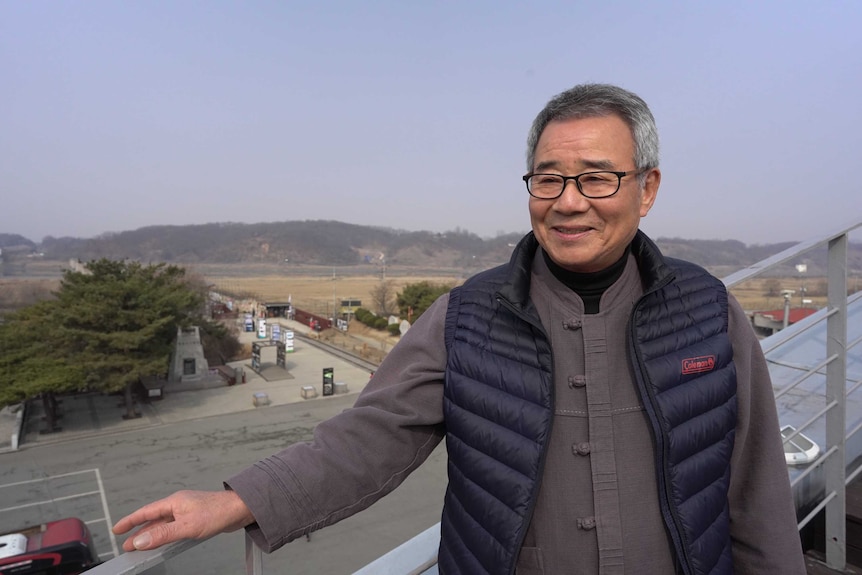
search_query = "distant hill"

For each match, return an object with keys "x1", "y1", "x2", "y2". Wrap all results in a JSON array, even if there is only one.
[
  {"x1": 0, "y1": 233, "x2": 37, "y2": 250},
  {"x1": 34, "y1": 221, "x2": 525, "y2": 269},
  {"x1": 2, "y1": 220, "x2": 861, "y2": 276}
]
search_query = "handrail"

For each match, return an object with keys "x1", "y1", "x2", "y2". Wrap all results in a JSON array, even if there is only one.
[
  {"x1": 762, "y1": 306, "x2": 838, "y2": 355},
  {"x1": 724, "y1": 218, "x2": 860, "y2": 570},
  {"x1": 351, "y1": 523, "x2": 440, "y2": 575},
  {"x1": 85, "y1": 527, "x2": 440, "y2": 575},
  {"x1": 85, "y1": 537, "x2": 208, "y2": 574},
  {"x1": 86, "y1": 532, "x2": 266, "y2": 574},
  {"x1": 783, "y1": 400, "x2": 838, "y2": 445},
  {"x1": 791, "y1": 446, "x2": 839, "y2": 490},
  {"x1": 773, "y1": 354, "x2": 838, "y2": 400},
  {"x1": 799, "y1": 490, "x2": 838, "y2": 530},
  {"x1": 722, "y1": 218, "x2": 862, "y2": 288},
  {"x1": 845, "y1": 461, "x2": 862, "y2": 486}
]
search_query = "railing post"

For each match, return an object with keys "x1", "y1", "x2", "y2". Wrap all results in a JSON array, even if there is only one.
[
  {"x1": 825, "y1": 233, "x2": 849, "y2": 569},
  {"x1": 245, "y1": 532, "x2": 263, "y2": 575}
]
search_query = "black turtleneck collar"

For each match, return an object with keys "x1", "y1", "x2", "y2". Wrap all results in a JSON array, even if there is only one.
[{"x1": 541, "y1": 247, "x2": 630, "y2": 314}]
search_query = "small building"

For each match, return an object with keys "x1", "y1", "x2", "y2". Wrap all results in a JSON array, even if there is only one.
[
  {"x1": 263, "y1": 302, "x2": 293, "y2": 319},
  {"x1": 751, "y1": 307, "x2": 818, "y2": 337}
]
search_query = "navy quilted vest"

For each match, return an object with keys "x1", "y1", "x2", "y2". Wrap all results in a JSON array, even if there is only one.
[{"x1": 438, "y1": 231, "x2": 737, "y2": 575}]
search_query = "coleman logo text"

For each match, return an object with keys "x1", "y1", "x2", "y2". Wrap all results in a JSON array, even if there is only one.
[{"x1": 681, "y1": 355, "x2": 716, "y2": 375}]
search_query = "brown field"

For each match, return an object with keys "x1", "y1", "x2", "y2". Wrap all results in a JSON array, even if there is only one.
[
  {"x1": 0, "y1": 278, "x2": 60, "y2": 315},
  {"x1": 199, "y1": 270, "x2": 837, "y2": 316},
  {"x1": 202, "y1": 272, "x2": 463, "y2": 318},
  {"x1": 3, "y1": 269, "x2": 848, "y2": 368},
  {"x1": 728, "y1": 277, "x2": 831, "y2": 312},
  {"x1": 0, "y1": 271, "x2": 845, "y2": 319}
]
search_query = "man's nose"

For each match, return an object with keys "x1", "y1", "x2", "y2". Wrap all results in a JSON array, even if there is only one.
[{"x1": 555, "y1": 179, "x2": 590, "y2": 211}]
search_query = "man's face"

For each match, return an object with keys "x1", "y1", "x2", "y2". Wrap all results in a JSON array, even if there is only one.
[{"x1": 528, "y1": 114, "x2": 660, "y2": 273}]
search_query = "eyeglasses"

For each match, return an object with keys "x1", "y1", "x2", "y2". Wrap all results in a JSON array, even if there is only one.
[{"x1": 522, "y1": 169, "x2": 646, "y2": 200}]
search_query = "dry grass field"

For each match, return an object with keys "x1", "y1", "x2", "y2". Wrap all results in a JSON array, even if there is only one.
[
  {"x1": 4, "y1": 263, "x2": 854, "y2": 370},
  {"x1": 0, "y1": 270, "x2": 848, "y2": 366},
  {"x1": 202, "y1": 272, "x2": 463, "y2": 318},
  {"x1": 1, "y1": 267, "x2": 849, "y2": 319},
  {"x1": 0, "y1": 278, "x2": 59, "y2": 315},
  {"x1": 727, "y1": 277, "x2": 831, "y2": 312},
  {"x1": 199, "y1": 271, "x2": 844, "y2": 320}
]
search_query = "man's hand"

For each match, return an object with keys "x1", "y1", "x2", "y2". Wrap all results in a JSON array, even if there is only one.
[{"x1": 112, "y1": 490, "x2": 255, "y2": 552}]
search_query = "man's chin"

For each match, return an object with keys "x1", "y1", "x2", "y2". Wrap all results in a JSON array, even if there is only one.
[{"x1": 545, "y1": 250, "x2": 598, "y2": 273}]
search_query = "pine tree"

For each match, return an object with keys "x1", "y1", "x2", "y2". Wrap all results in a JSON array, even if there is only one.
[
  {"x1": 0, "y1": 259, "x2": 216, "y2": 421},
  {"x1": 396, "y1": 281, "x2": 452, "y2": 322},
  {"x1": 0, "y1": 300, "x2": 87, "y2": 430}
]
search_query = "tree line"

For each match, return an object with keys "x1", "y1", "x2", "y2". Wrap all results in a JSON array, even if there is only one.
[
  {"x1": 357, "y1": 280, "x2": 453, "y2": 335},
  {"x1": 6, "y1": 221, "x2": 862, "y2": 275},
  {"x1": 33, "y1": 220, "x2": 523, "y2": 268}
]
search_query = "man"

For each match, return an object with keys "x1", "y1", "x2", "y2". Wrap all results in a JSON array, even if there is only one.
[{"x1": 114, "y1": 84, "x2": 806, "y2": 574}]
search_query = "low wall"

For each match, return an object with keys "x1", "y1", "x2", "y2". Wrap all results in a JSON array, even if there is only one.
[
  {"x1": 293, "y1": 308, "x2": 332, "y2": 331},
  {"x1": 167, "y1": 374, "x2": 226, "y2": 393}
]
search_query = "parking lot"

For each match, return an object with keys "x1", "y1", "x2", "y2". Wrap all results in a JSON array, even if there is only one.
[{"x1": 0, "y1": 469, "x2": 119, "y2": 562}]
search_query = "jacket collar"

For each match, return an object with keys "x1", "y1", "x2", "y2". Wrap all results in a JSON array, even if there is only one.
[
  {"x1": 497, "y1": 229, "x2": 674, "y2": 310},
  {"x1": 629, "y1": 229, "x2": 675, "y2": 290}
]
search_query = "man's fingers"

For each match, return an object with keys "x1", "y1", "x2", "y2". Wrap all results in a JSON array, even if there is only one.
[
  {"x1": 113, "y1": 499, "x2": 175, "y2": 534},
  {"x1": 113, "y1": 490, "x2": 253, "y2": 552},
  {"x1": 118, "y1": 517, "x2": 190, "y2": 552},
  {"x1": 130, "y1": 521, "x2": 183, "y2": 550}
]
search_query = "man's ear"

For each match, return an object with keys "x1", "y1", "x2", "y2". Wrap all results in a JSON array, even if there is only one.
[{"x1": 640, "y1": 168, "x2": 661, "y2": 217}]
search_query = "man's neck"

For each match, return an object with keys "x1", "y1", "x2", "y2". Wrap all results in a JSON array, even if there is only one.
[{"x1": 541, "y1": 248, "x2": 630, "y2": 314}]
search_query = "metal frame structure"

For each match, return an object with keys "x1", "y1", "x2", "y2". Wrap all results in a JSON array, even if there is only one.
[{"x1": 724, "y1": 219, "x2": 860, "y2": 570}]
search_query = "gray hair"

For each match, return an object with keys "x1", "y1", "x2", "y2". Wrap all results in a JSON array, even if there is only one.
[{"x1": 526, "y1": 84, "x2": 660, "y2": 180}]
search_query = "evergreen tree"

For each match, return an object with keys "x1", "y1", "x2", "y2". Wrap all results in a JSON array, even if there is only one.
[
  {"x1": 0, "y1": 259, "x2": 224, "y2": 421},
  {"x1": 396, "y1": 281, "x2": 452, "y2": 322},
  {"x1": 0, "y1": 300, "x2": 87, "y2": 430}
]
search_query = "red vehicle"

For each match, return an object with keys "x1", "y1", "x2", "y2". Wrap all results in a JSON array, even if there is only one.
[{"x1": 0, "y1": 518, "x2": 99, "y2": 575}]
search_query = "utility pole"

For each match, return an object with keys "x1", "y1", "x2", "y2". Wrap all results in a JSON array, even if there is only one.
[
  {"x1": 332, "y1": 266, "x2": 337, "y2": 326},
  {"x1": 781, "y1": 290, "x2": 794, "y2": 330},
  {"x1": 796, "y1": 263, "x2": 808, "y2": 308}
]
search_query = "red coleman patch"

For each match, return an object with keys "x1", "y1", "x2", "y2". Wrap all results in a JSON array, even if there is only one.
[{"x1": 681, "y1": 355, "x2": 716, "y2": 375}]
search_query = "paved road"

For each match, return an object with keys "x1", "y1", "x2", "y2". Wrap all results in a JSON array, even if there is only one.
[{"x1": 1, "y1": 395, "x2": 448, "y2": 575}]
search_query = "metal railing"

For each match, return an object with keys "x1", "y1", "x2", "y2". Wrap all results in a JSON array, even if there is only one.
[
  {"x1": 86, "y1": 526, "x2": 440, "y2": 575},
  {"x1": 725, "y1": 217, "x2": 861, "y2": 570},
  {"x1": 87, "y1": 218, "x2": 862, "y2": 574},
  {"x1": 86, "y1": 538, "x2": 206, "y2": 574}
]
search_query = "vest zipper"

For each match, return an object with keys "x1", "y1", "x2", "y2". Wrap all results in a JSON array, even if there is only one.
[
  {"x1": 629, "y1": 283, "x2": 696, "y2": 575},
  {"x1": 495, "y1": 294, "x2": 555, "y2": 575}
]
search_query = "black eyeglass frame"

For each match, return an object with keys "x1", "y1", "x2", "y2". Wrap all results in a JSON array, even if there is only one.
[{"x1": 522, "y1": 169, "x2": 647, "y2": 200}]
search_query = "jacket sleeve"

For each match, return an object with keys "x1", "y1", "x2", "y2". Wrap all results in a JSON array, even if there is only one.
[
  {"x1": 226, "y1": 294, "x2": 450, "y2": 552},
  {"x1": 727, "y1": 294, "x2": 807, "y2": 574}
]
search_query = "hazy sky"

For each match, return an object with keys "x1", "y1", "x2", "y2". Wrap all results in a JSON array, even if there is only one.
[{"x1": 2, "y1": 2, "x2": 861, "y2": 245}]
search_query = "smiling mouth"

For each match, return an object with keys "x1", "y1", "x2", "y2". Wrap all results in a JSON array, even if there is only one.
[{"x1": 552, "y1": 225, "x2": 593, "y2": 235}]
